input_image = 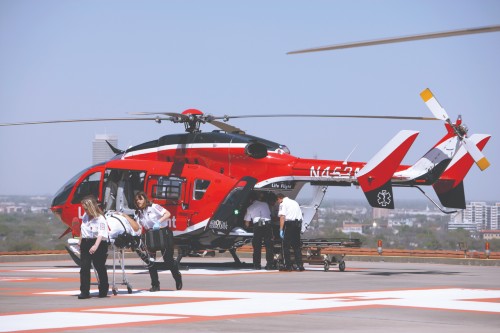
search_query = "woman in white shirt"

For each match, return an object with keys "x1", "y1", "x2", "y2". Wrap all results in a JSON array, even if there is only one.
[
  {"x1": 78, "y1": 195, "x2": 109, "y2": 299},
  {"x1": 130, "y1": 191, "x2": 182, "y2": 291}
]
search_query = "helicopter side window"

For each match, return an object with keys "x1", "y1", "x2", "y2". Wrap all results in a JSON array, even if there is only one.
[
  {"x1": 193, "y1": 179, "x2": 210, "y2": 200},
  {"x1": 71, "y1": 171, "x2": 102, "y2": 204},
  {"x1": 151, "y1": 176, "x2": 184, "y2": 203}
]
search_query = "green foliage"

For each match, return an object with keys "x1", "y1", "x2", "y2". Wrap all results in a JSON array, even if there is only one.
[
  {"x1": 0, "y1": 213, "x2": 67, "y2": 252},
  {"x1": 304, "y1": 208, "x2": 497, "y2": 252}
]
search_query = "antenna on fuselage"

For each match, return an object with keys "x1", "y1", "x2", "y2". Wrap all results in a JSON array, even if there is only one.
[{"x1": 343, "y1": 145, "x2": 358, "y2": 165}]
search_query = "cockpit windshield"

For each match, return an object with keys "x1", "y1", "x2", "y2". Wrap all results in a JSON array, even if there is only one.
[{"x1": 51, "y1": 163, "x2": 105, "y2": 206}]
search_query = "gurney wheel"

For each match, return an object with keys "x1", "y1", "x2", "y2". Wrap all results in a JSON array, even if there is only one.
[
  {"x1": 112, "y1": 288, "x2": 118, "y2": 296},
  {"x1": 339, "y1": 261, "x2": 346, "y2": 272},
  {"x1": 127, "y1": 285, "x2": 133, "y2": 294},
  {"x1": 323, "y1": 260, "x2": 330, "y2": 272}
]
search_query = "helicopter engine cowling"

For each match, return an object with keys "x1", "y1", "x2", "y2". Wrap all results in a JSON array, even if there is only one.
[{"x1": 245, "y1": 141, "x2": 268, "y2": 159}]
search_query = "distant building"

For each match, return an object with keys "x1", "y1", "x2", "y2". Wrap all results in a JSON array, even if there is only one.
[
  {"x1": 93, "y1": 134, "x2": 118, "y2": 164},
  {"x1": 448, "y1": 220, "x2": 479, "y2": 232},
  {"x1": 372, "y1": 208, "x2": 390, "y2": 219},
  {"x1": 342, "y1": 221, "x2": 363, "y2": 234},
  {"x1": 480, "y1": 230, "x2": 500, "y2": 240},
  {"x1": 491, "y1": 203, "x2": 500, "y2": 230},
  {"x1": 388, "y1": 218, "x2": 414, "y2": 228},
  {"x1": 449, "y1": 202, "x2": 500, "y2": 232}
]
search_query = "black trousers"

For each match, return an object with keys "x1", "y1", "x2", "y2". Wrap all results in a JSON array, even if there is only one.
[
  {"x1": 80, "y1": 239, "x2": 109, "y2": 296},
  {"x1": 146, "y1": 228, "x2": 181, "y2": 287},
  {"x1": 283, "y1": 221, "x2": 303, "y2": 268},
  {"x1": 252, "y1": 224, "x2": 274, "y2": 266}
]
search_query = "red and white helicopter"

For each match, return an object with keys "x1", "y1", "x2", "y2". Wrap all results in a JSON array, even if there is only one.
[
  {"x1": 1, "y1": 25, "x2": 495, "y2": 264},
  {"x1": 1, "y1": 88, "x2": 491, "y2": 263}
]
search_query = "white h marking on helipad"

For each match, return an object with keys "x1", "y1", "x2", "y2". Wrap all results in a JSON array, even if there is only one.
[{"x1": 1, "y1": 288, "x2": 499, "y2": 332}]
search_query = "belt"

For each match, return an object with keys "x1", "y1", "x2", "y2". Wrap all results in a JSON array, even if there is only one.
[
  {"x1": 285, "y1": 220, "x2": 302, "y2": 226},
  {"x1": 255, "y1": 221, "x2": 271, "y2": 227},
  {"x1": 254, "y1": 219, "x2": 271, "y2": 226}
]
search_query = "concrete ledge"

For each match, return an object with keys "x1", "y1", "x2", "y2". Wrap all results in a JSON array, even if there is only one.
[
  {"x1": 343, "y1": 255, "x2": 500, "y2": 266},
  {"x1": 1, "y1": 250, "x2": 499, "y2": 266}
]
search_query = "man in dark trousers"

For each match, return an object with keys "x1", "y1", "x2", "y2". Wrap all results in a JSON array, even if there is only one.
[
  {"x1": 276, "y1": 193, "x2": 304, "y2": 271},
  {"x1": 244, "y1": 192, "x2": 274, "y2": 270}
]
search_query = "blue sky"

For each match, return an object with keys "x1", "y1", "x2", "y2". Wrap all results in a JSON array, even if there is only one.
[{"x1": 1, "y1": 0, "x2": 499, "y2": 204}]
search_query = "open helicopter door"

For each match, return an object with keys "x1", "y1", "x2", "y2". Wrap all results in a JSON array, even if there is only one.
[
  {"x1": 300, "y1": 185, "x2": 328, "y2": 233},
  {"x1": 145, "y1": 175, "x2": 186, "y2": 230},
  {"x1": 206, "y1": 176, "x2": 258, "y2": 235},
  {"x1": 103, "y1": 169, "x2": 146, "y2": 215}
]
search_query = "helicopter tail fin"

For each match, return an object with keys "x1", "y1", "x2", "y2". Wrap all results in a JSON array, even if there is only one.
[
  {"x1": 357, "y1": 130, "x2": 419, "y2": 209},
  {"x1": 432, "y1": 133, "x2": 491, "y2": 209}
]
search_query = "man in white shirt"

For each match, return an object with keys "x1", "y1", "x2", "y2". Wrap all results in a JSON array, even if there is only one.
[
  {"x1": 244, "y1": 192, "x2": 274, "y2": 270},
  {"x1": 277, "y1": 193, "x2": 304, "y2": 271}
]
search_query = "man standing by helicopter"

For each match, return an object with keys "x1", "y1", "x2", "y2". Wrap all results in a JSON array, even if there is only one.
[
  {"x1": 277, "y1": 193, "x2": 304, "y2": 271},
  {"x1": 244, "y1": 192, "x2": 274, "y2": 270}
]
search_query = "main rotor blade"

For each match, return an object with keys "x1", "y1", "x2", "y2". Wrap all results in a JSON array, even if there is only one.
[
  {"x1": 287, "y1": 24, "x2": 500, "y2": 54},
  {"x1": 209, "y1": 120, "x2": 245, "y2": 134},
  {"x1": 0, "y1": 117, "x2": 168, "y2": 127},
  {"x1": 463, "y1": 136, "x2": 491, "y2": 171},
  {"x1": 221, "y1": 114, "x2": 438, "y2": 121},
  {"x1": 129, "y1": 113, "x2": 438, "y2": 121},
  {"x1": 129, "y1": 112, "x2": 189, "y2": 123},
  {"x1": 420, "y1": 88, "x2": 450, "y2": 121}
]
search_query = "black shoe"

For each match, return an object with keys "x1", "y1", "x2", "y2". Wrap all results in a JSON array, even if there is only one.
[
  {"x1": 265, "y1": 264, "x2": 275, "y2": 270},
  {"x1": 298, "y1": 266, "x2": 305, "y2": 271},
  {"x1": 78, "y1": 293, "x2": 90, "y2": 299},
  {"x1": 173, "y1": 271, "x2": 183, "y2": 290},
  {"x1": 98, "y1": 292, "x2": 108, "y2": 298},
  {"x1": 253, "y1": 265, "x2": 262, "y2": 270},
  {"x1": 149, "y1": 285, "x2": 160, "y2": 292}
]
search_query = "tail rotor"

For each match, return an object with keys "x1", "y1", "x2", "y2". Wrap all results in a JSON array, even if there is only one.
[{"x1": 420, "y1": 88, "x2": 490, "y2": 171}]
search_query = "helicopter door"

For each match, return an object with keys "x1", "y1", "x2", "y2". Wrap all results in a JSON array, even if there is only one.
[
  {"x1": 103, "y1": 169, "x2": 145, "y2": 213},
  {"x1": 147, "y1": 175, "x2": 185, "y2": 229},
  {"x1": 206, "y1": 176, "x2": 257, "y2": 234}
]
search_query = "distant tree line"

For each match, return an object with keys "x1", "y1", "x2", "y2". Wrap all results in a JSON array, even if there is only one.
[
  {"x1": 1, "y1": 210, "x2": 499, "y2": 253},
  {"x1": 0, "y1": 213, "x2": 67, "y2": 252},
  {"x1": 304, "y1": 212, "x2": 500, "y2": 252}
]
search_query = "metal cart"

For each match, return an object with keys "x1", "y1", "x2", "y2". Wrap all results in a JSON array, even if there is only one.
[{"x1": 273, "y1": 238, "x2": 361, "y2": 272}]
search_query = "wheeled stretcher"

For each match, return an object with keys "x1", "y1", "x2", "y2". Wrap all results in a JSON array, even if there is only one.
[{"x1": 272, "y1": 238, "x2": 361, "y2": 272}]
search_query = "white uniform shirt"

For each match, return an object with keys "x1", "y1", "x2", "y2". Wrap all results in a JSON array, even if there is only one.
[
  {"x1": 244, "y1": 200, "x2": 271, "y2": 223},
  {"x1": 80, "y1": 213, "x2": 109, "y2": 239},
  {"x1": 278, "y1": 197, "x2": 303, "y2": 221},
  {"x1": 135, "y1": 203, "x2": 168, "y2": 230}
]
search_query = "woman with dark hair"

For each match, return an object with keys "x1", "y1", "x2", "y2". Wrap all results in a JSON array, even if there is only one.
[
  {"x1": 125, "y1": 191, "x2": 182, "y2": 291},
  {"x1": 78, "y1": 195, "x2": 109, "y2": 299}
]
